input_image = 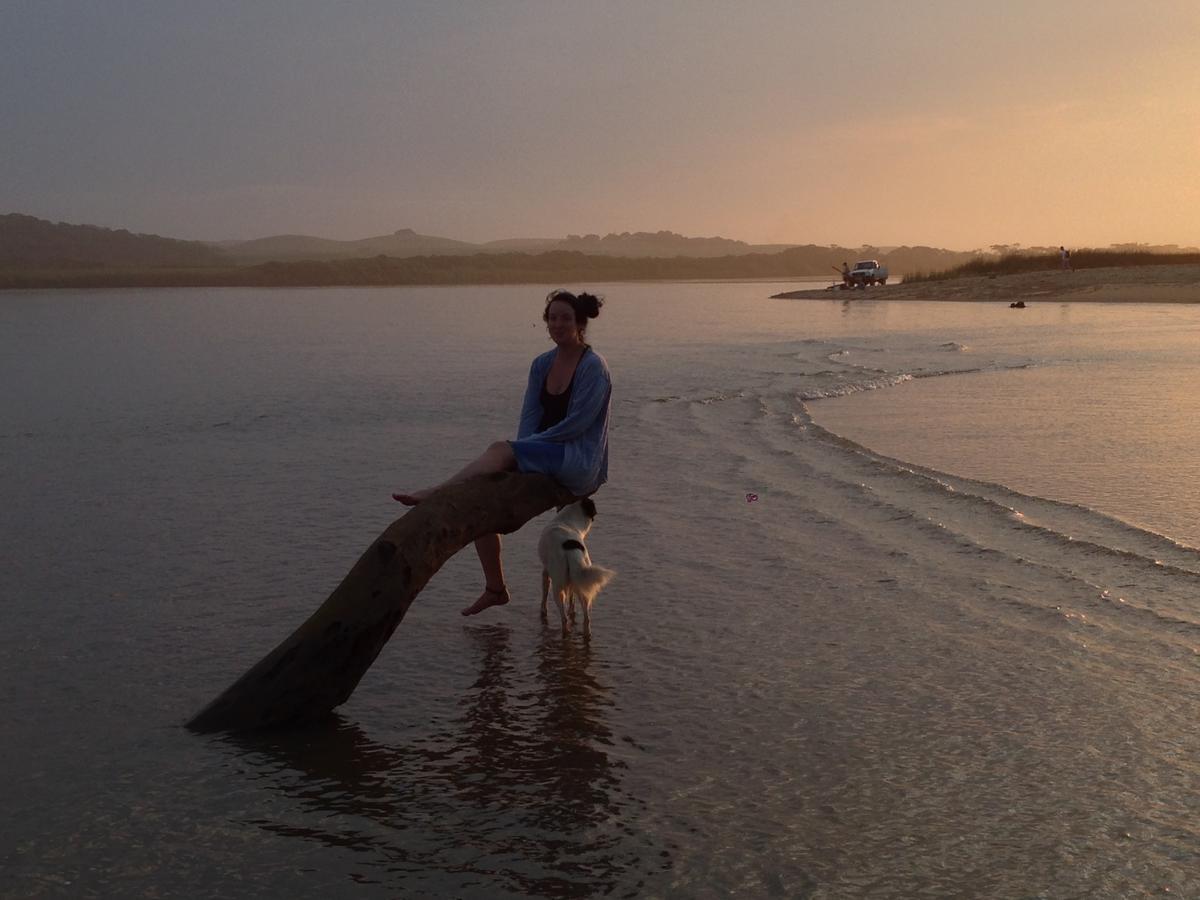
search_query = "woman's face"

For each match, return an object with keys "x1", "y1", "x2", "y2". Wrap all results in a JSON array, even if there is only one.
[{"x1": 546, "y1": 299, "x2": 582, "y2": 345}]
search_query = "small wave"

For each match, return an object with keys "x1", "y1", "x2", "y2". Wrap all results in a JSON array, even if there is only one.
[
  {"x1": 695, "y1": 390, "x2": 744, "y2": 406},
  {"x1": 938, "y1": 342, "x2": 969, "y2": 352},
  {"x1": 798, "y1": 373, "x2": 914, "y2": 401},
  {"x1": 914, "y1": 365, "x2": 986, "y2": 378},
  {"x1": 800, "y1": 359, "x2": 1036, "y2": 404},
  {"x1": 825, "y1": 346, "x2": 889, "y2": 365},
  {"x1": 799, "y1": 408, "x2": 1200, "y2": 627}
]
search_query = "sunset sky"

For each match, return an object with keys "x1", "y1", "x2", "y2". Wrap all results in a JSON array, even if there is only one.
[{"x1": 3, "y1": 1, "x2": 1197, "y2": 250}]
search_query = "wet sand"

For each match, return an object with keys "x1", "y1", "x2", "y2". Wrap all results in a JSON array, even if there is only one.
[{"x1": 773, "y1": 264, "x2": 1200, "y2": 303}]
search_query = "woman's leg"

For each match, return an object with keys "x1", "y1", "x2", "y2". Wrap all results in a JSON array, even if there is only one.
[
  {"x1": 460, "y1": 533, "x2": 510, "y2": 616},
  {"x1": 393, "y1": 440, "x2": 517, "y2": 505}
]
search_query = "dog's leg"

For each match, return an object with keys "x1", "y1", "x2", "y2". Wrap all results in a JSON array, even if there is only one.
[
  {"x1": 555, "y1": 587, "x2": 570, "y2": 633},
  {"x1": 540, "y1": 569, "x2": 550, "y2": 618},
  {"x1": 582, "y1": 596, "x2": 592, "y2": 637}
]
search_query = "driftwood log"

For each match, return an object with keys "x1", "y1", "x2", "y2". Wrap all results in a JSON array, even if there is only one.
[{"x1": 186, "y1": 471, "x2": 575, "y2": 733}]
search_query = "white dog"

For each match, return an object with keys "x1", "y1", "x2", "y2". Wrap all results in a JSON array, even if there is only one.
[{"x1": 538, "y1": 498, "x2": 615, "y2": 634}]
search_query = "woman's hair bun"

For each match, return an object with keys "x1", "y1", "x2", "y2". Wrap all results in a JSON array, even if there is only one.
[{"x1": 576, "y1": 292, "x2": 603, "y2": 319}]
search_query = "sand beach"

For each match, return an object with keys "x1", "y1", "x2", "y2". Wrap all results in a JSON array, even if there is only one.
[{"x1": 774, "y1": 263, "x2": 1200, "y2": 304}]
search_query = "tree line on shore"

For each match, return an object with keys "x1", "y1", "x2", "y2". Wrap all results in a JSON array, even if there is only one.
[
  {"x1": 3, "y1": 211, "x2": 1196, "y2": 290},
  {"x1": 905, "y1": 248, "x2": 1200, "y2": 282},
  {"x1": 0, "y1": 243, "x2": 976, "y2": 291}
]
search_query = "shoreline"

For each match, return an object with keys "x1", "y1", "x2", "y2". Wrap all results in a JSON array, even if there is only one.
[
  {"x1": 0, "y1": 271, "x2": 837, "y2": 292},
  {"x1": 5, "y1": 264, "x2": 1199, "y2": 301},
  {"x1": 0, "y1": 275, "x2": 834, "y2": 295},
  {"x1": 771, "y1": 264, "x2": 1200, "y2": 304}
]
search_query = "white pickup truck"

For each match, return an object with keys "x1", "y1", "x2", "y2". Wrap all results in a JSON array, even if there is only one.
[{"x1": 849, "y1": 259, "x2": 888, "y2": 288}]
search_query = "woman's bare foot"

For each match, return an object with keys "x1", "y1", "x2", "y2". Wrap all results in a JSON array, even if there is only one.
[
  {"x1": 461, "y1": 585, "x2": 510, "y2": 616},
  {"x1": 392, "y1": 487, "x2": 435, "y2": 505}
]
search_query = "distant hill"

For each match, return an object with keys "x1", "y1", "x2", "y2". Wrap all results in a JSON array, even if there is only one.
[
  {"x1": 0, "y1": 213, "x2": 994, "y2": 288},
  {"x1": 212, "y1": 240, "x2": 986, "y2": 281},
  {"x1": 0, "y1": 213, "x2": 227, "y2": 268},
  {"x1": 15, "y1": 211, "x2": 1191, "y2": 290},
  {"x1": 217, "y1": 227, "x2": 799, "y2": 262},
  {"x1": 0, "y1": 213, "x2": 980, "y2": 277},
  {"x1": 219, "y1": 227, "x2": 479, "y2": 263},
  {"x1": 479, "y1": 237, "x2": 562, "y2": 253},
  {"x1": 554, "y1": 231, "x2": 796, "y2": 258}
]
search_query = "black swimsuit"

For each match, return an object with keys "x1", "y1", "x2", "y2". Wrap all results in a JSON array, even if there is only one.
[{"x1": 538, "y1": 346, "x2": 589, "y2": 431}]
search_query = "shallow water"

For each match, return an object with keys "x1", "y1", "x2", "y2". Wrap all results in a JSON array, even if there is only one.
[
  {"x1": 812, "y1": 300, "x2": 1200, "y2": 547},
  {"x1": 4, "y1": 285, "x2": 1200, "y2": 897}
]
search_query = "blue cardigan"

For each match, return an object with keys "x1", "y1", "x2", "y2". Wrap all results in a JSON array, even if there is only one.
[{"x1": 516, "y1": 347, "x2": 611, "y2": 495}]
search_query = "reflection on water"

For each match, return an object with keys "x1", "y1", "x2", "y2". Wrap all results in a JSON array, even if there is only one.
[{"x1": 222, "y1": 624, "x2": 663, "y2": 898}]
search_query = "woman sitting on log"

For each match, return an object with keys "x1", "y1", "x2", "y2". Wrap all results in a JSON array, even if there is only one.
[{"x1": 393, "y1": 289, "x2": 612, "y2": 616}]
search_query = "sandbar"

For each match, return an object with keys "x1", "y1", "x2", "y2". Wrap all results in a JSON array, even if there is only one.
[{"x1": 772, "y1": 264, "x2": 1200, "y2": 304}]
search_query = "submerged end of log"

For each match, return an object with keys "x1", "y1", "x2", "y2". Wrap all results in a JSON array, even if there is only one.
[{"x1": 186, "y1": 471, "x2": 577, "y2": 733}]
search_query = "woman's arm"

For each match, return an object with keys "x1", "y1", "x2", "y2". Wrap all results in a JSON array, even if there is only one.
[{"x1": 516, "y1": 357, "x2": 544, "y2": 439}]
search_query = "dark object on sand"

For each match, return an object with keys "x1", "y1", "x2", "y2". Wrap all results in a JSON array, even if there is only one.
[
  {"x1": 186, "y1": 471, "x2": 576, "y2": 733},
  {"x1": 1010, "y1": 301, "x2": 1026, "y2": 308},
  {"x1": 848, "y1": 259, "x2": 889, "y2": 288}
]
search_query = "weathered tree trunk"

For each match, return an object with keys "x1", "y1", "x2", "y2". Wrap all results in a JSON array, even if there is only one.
[{"x1": 186, "y1": 471, "x2": 575, "y2": 733}]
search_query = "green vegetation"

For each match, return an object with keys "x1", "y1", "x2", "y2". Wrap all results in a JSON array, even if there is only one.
[
  {"x1": 905, "y1": 249, "x2": 1200, "y2": 283},
  {"x1": 0, "y1": 250, "x2": 824, "y2": 289},
  {"x1": 0, "y1": 211, "x2": 995, "y2": 289},
  {"x1": 7, "y1": 211, "x2": 1196, "y2": 291},
  {"x1": 0, "y1": 213, "x2": 224, "y2": 268},
  {"x1": 0, "y1": 245, "x2": 983, "y2": 290}
]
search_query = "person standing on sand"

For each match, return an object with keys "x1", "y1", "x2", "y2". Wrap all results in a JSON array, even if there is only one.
[
  {"x1": 1060, "y1": 246, "x2": 1072, "y2": 271},
  {"x1": 393, "y1": 289, "x2": 612, "y2": 617}
]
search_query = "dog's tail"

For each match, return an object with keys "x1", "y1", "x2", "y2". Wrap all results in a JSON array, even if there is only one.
[{"x1": 562, "y1": 539, "x2": 615, "y2": 603}]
